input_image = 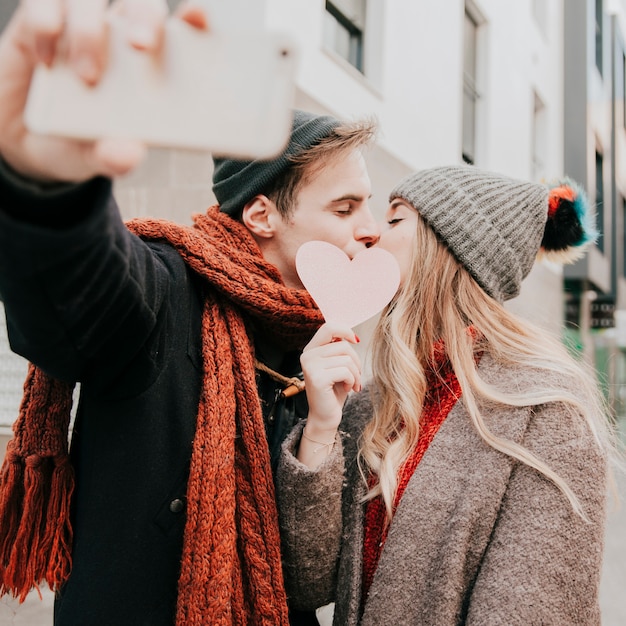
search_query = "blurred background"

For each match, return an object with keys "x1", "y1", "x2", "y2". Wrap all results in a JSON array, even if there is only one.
[{"x1": 0, "y1": 0, "x2": 625, "y2": 623}]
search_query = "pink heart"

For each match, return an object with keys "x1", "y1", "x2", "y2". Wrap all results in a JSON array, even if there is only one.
[{"x1": 296, "y1": 241, "x2": 401, "y2": 328}]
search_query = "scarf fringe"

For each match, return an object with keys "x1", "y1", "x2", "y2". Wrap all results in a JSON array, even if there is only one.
[
  {"x1": 0, "y1": 444, "x2": 23, "y2": 569},
  {"x1": 0, "y1": 449, "x2": 74, "y2": 602},
  {"x1": 42, "y1": 458, "x2": 74, "y2": 589}
]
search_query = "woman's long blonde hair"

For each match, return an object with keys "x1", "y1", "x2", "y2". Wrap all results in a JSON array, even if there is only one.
[{"x1": 361, "y1": 213, "x2": 618, "y2": 521}]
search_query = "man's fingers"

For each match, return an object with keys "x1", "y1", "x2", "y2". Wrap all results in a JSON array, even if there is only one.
[
  {"x1": 120, "y1": 0, "x2": 168, "y2": 51},
  {"x1": 91, "y1": 138, "x2": 147, "y2": 177},
  {"x1": 12, "y1": 134, "x2": 146, "y2": 182},
  {"x1": 63, "y1": 0, "x2": 109, "y2": 84},
  {"x1": 19, "y1": 0, "x2": 65, "y2": 66},
  {"x1": 175, "y1": 1, "x2": 210, "y2": 31},
  {"x1": 14, "y1": 0, "x2": 206, "y2": 89}
]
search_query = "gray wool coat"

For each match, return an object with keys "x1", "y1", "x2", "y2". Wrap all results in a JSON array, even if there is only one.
[{"x1": 276, "y1": 353, "x2": 608, "y2": 626}]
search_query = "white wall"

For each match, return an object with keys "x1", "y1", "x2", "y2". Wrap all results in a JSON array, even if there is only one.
[
  {"x1": 2, "y1": 0, "x2": 606, "y2": 427},
  {"x1": 265, "y1": 0, "x2": 567, "y2": 331},
  {"x1": 266, "y1": 0, "x2": 564, "y2": 170}
]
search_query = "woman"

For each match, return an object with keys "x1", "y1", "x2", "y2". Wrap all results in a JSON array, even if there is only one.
[{"x1": 276, "y1": 165, "x2": 618, "y2": 625}]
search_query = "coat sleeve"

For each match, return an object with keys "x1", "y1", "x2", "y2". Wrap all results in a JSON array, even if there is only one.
[
  {"x1": 276, "y1": 420, "x2": 345, "y2": 611},
  {"x1": 0, "y1": 163, "x2": 179, "y2": 389},
  {"x1": 466, "y1": 399, "x2": 608, "y2": 625}
]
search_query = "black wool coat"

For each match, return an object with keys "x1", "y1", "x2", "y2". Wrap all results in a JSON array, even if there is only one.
[{"x1": 0, "y1": 172, "x2": 308, "y2": 625}]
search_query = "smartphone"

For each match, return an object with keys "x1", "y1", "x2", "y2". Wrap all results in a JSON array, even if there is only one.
[{"x1": 24, "y1": 15, "x2": 299, "y2": 159}]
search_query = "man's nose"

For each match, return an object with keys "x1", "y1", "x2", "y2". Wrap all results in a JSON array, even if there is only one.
[{"x1": 355, "y1": 214, "x2": 381, "y2": 247}]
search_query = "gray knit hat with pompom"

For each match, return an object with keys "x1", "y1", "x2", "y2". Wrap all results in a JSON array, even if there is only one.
[{"x1": 389, "y1": 165, "x2": 596, "y2": 302}]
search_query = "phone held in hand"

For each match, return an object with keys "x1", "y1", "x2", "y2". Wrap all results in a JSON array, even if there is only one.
[{"x1": 24, "y1": 15, "x2": 299, "y2": 160}]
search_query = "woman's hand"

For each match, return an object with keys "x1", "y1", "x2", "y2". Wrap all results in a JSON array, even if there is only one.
[{"x1": 298, "y1": 323, "x2": 361, "y2": 468}]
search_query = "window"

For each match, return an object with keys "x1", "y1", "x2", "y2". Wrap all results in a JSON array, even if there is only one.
[
  {"x1": 462, "y1": 10, "x2": 480, "y2": 165},
  {"x1": 595, "y1": 0, "x2": 603, "y2": 76},
  {"x1": 532, "y1": 93, "x2": 547, "y2": 182},
  {"x1": 323, "y1": 0, "x2": 366, "y2": 73},
  {"x1": 596, "y1": 151, "x2": 605, "y2": 253}
]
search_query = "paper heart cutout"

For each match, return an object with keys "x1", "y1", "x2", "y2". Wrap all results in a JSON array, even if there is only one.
[{"x1": 296, "y1": 241, "x2": 401, "y2": 328}]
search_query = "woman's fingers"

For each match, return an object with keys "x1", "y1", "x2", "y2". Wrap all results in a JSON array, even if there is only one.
[
  {"x1": 303, "y1": 354, "x2": 361, "y2": 393},
  {"x1": 303, "y1": 322, "x2": 359, "y2": 352},
  {"x1": 300, "y1": 324, "x2": 363, "y2": 432},
  {"x1": 301, "y1": 340, "x2": 362, "y2": 396},
  {"x1": 302, "y1": 322, "x2": 362, "y2": 393}
]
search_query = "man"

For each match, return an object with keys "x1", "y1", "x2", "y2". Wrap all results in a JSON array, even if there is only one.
[{"x1": 0, "y1": 2, "x2": 378, "y2": 625}]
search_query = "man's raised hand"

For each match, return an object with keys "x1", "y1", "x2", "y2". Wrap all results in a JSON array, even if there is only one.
[{"x1": 0, "y1": 0, "x2": 208, "y2": 183}]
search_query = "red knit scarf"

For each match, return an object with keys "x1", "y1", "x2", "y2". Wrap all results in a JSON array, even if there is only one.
[
  {"x1": 361, "y1": 343, "x2": 462, "y2": 600},
  {"x1": 0, "y1": 206, "x2": 324, "y2": 625}
]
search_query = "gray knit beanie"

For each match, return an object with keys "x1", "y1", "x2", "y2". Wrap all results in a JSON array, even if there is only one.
[
  {"x1": 212, "y1": 110, "x2": 341, "y2": 217},
  {"x1": 389, "y1": 165, "x2": 593, "y2": 302}
]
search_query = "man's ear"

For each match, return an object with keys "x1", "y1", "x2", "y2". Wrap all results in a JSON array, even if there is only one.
[{"x1": 241, "y1": 195, "x2": 280, "y2": 239}]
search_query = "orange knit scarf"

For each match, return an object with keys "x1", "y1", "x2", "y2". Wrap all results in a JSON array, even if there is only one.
[{"x1": 0, "y1": 205, "x2": 323, "y2": 625}]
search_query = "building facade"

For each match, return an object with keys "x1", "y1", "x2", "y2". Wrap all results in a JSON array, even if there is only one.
[
  {"x1": 1, "y1": 0, "x2": 625, "y2": 429},
  {"x1": 563, "y1": 0, "x2": 626, "y2": 421}
]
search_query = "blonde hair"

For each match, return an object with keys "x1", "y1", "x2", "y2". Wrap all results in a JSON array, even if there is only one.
[{"x1": 361, "y1": 213, "x2": 618, "y2": 521}]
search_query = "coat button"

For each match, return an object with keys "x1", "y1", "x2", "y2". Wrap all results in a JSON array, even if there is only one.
[{"x1": 169, "y1": 498, "x2": 185, "y2": 513}]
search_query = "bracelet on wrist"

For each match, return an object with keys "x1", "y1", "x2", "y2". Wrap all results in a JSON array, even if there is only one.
[{"x1": 301, "y1": 427, "x2": 336, "y2": 454}]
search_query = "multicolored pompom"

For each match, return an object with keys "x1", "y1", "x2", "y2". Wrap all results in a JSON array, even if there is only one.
[{"x1": 539, "y1": 178, "x2": 598, "y2": 263}]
